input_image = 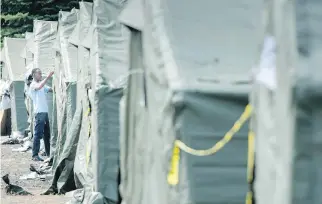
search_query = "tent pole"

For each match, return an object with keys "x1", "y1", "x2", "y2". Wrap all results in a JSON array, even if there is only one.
[{"x1": 273, "y1": 0, "x2": 297, "y2": 203}]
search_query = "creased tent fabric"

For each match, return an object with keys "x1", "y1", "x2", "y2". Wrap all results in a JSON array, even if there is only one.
[
  {"x1": 22, "y1": 32, "x2": 34, "y2": 66},
  {"x1": 51, "y1": 42, "x2": 61, "y2": 161},
  {"x1": 51, "y1": 105, "x2": 83, "y2": 194},
  {"x1": 89, "y1": 0, "x2": 129, "y2": 203},
  {"x1": 3, "y1": 38, "x2": 27, "y2": 82},
  {"x1": 119, "y1": 0, "x2": 264, "y2": 204},
  {"x1": 52, "y1": 9, "x2": 78, "y2": 164},
  {"x1": 22, "y1": 32, "x2": 35, "y2": 137},
  {"x1": 118, "y1": 0, "x2": 144, "y2": 203},
  {"x1": 254, "y1": 1, "x2": 322, "y2": 204},
  {"x1": 69, "y1": 2, "x2": 95, "y2": 190},
  {"x1": 50, "y1": 9, "x2": 80, "y2": 194},
  {"x1": 69, "y1": 2, "x2": 93, "y2": 102},
  {"x1": 53, "y1": 9, "x2": 78, "y2": 162},
  {"x1": 33, "y1": 20, "x2": 57, "y2": 141},
  {"x1": 3, "y1": 37, "x2": 28, "y2": 133}
]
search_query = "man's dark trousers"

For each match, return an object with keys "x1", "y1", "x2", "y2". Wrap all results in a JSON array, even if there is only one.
[{"x1": 32, "y1": 112, "x2": 50, "y2": 158}]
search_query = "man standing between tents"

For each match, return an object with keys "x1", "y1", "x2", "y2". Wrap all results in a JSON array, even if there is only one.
[{"x1": 29, "y1": 68, "x2": 54, "y2": 161}]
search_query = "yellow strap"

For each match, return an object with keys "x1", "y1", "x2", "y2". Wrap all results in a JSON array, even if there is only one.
[
  {"x1": 245, "y1": 129, "x2": 255, "y2": 204},
  {"x1": 175, "y1": 104, "x2": 252, "y2": 156},
  {"x1": 167, "y1": 104, "x2": 253, "y2": 186},
  {"x1": 246, "y1": 192, "x2": 253, "y2": 204},
  {"x1": 167, "y1": 144, "x2": 180, "y2": 185},
  {"x1": 247, "y1": 130, "x2": 255, "y2": 183},
  {"x1": 85, "y1": 107, "x2": 91, "y2": 117}
]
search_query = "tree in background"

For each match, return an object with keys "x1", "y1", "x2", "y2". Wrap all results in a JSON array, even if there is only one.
[{"x1": 0, "y1": 0, "x2": 92, "y2": 47}]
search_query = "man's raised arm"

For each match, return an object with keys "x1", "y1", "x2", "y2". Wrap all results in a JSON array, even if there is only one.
[{"x1": 32, "y1": 71, "x2": 54, "y2": 91}]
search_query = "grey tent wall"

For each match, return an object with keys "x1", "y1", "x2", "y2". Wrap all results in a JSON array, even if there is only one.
[
  {"x1": 58, "y1": 9, "x2": 79, "y2": 138},
  {"x1": 24, "y1": 32, "x2": 35, "y2": 137},
  {"x1": 118, "y1": 1, "x2": 145, "y2": 202},
  {"x1": 170, "y1": 92, "x2": 250, "y2": 204},
  {"x1": 52, "y1": 53, "x2": 63, "y2": 167},
  {"x1": 49, "y1": 9, "x2": 80, "y2": 194},
  {"x1": 70, "y1": 2, "x2": 95, "y2": 189},
  {"x1": 10, "y1": 81, "x2": 28, "y2": 133},
  {"x1": 289, "y1": 0, "x2": 322, "y2": 203},
  {"x1": 52, "y1": 9, "x2": 78, "y2": 166},
  {"x1": 73, "y1": 46, "x2": 94, "y2": 188},
  {"x1": 50, "y1": 104, "x2": 83, "y2": 194},
  {"x1": 119, "y1": 29, "x2": 146, "y2": 204},
  {"x1": 50, "y1": 91, "x2": 58, "y2": 157},
  {"x1": 90, "y1": 0, "x2": 129, "y2": 202}
]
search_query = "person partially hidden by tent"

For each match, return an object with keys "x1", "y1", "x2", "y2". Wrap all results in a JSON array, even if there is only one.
[{"x1": 29, "y1": 68, "x2": 54, "y2": 161}]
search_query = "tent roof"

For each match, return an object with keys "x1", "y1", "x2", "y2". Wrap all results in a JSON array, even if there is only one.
[
  {"x1": 33, "y1": 20, "x2": 58, "y2": 41},
  {"x1": 58, "y1": 9, "x2": 79, "y2": 36},
  {"x1": 82, "y1": 25, "x2": 93, "y2": 49},
  {"x1": 26, "y1": 32, "x2": 35, "y2": 54},
  {"x1": 3, "y1": 37, "x2": 27, "y2": 81},
  {"x1": 68, "y1": 21, "x2": 80, "y2": 46},
  {"x1": 119, "y1": 0, "x2": 143, "y2": 31},
  {"x1": 20, "y1": 32, "x2": 35, "y2": 59},
  {"x1": 57, "y1": 9, "x2": 79, "y2": 82},
  {"x1": 33, "y1": 20, "x2": 58, "y2": 75},
  {"x1": 144, "y1": 0, "x2": 262, "y2": 92},
  {"x1": 69, "y1": 2, "x2": 93, "y2": 46}
]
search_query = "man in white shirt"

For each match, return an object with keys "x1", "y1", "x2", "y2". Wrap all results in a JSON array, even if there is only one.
[{"x1": 29, "y1": 68, "x2": 54, "y2": 161}]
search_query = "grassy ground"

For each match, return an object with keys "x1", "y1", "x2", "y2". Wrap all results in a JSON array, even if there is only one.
[{"x1": 0, "y1": 138, "x2": 69, "y2": 204}]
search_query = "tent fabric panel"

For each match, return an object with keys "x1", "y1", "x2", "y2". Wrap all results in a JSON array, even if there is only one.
[
  {"x1": 10, "y1": 81, "x2": 28, "y2": 133},
  {"x1": 92, "y1": 87, "x2": 123, "y2": 202},
  {"x1": 3, "y1": 38, "x2": 27, "y2": 81},
  {"x1": 119, "y1": 29, "x2": 146, "y2": 204},
  {"x1": 176, "y1": 92, "x2": 249, "y2": 204},
  {"x1": 119, "y1": 0, "x2": 144, "y2": 31}
]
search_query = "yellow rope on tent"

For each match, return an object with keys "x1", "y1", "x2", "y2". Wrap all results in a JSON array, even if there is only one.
[
  {"x1": 246, "y1": 130, "x2": 255, "y2": 204},
  {"x1": 167, "y1": 104, "x2": 253, "y2": 187}
]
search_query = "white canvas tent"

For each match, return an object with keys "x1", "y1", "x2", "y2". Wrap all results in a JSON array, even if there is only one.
[
  {"x1": 21, "y1": 32, "x2": 35, "y2": 137},
  {"x1": 119, "y1": 0, "x2": 264, "y2": 204},
  {"x1": 2, "y1": 37, "x2": 28, "y2": 133}
]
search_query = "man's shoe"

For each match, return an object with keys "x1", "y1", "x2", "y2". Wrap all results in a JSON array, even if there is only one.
[{"x1": 32, "y1": 156, "x2": 44, "y2": 162}]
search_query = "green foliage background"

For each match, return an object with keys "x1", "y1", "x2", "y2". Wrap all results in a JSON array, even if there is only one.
[{"x1": 1, "y1": 0, "x2": 92, "y2": 47}]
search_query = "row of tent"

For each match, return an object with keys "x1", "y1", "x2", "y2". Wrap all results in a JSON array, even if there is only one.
[{"x1": 0, "y1": 0, "x2": 322, "y2": 203}]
